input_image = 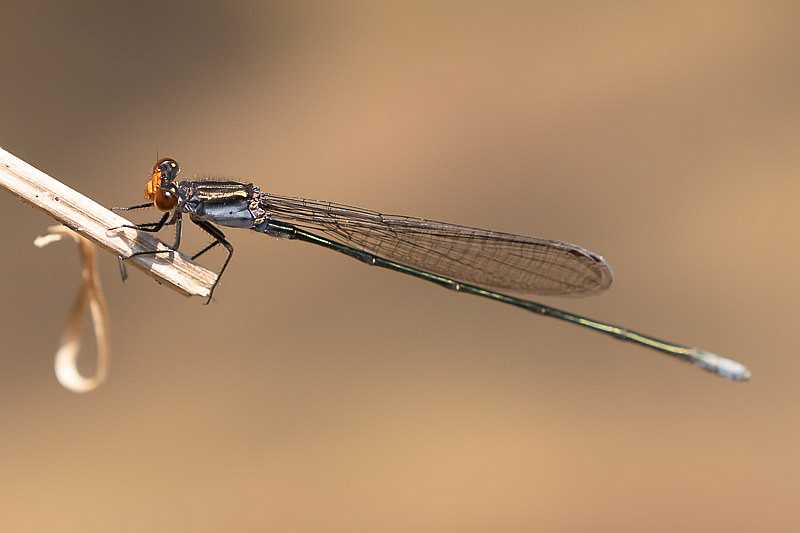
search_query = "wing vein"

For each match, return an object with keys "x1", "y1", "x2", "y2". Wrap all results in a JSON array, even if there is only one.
[{"x1": 259, "y1": 193, "x2": 613, "y2": 296}]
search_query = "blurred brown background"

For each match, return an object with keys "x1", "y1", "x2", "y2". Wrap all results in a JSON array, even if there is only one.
[{"x1": 0, "y1": 2, "x2": 797, "y2": 531}]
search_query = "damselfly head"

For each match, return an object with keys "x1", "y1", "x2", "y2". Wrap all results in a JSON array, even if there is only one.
[{"x1": 145, "y1": 158, "x2": 180, "y2": 211}]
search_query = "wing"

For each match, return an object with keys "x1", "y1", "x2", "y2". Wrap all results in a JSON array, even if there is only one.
[{"x1": 258, "y1": 193, "x2": 613, "y2": 296}]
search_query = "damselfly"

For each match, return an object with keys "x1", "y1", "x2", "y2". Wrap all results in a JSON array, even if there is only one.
[{"x1": 113, "y1": 158, "x2": 750, "y2": 381}]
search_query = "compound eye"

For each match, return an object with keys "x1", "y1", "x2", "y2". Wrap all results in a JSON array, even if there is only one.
[
  {"x1": 155, "y1": 188, "x2": 178, "y2": 211},
  {"x1": 157, "y1": 158, "x2": 180, "y2": 182}
]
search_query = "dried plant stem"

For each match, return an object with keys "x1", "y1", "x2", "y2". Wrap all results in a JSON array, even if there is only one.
[{"x1": 0, "y1": 146, "x2": 216, "y2": 298}]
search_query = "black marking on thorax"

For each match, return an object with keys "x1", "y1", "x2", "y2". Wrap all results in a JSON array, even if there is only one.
[{"x1": 181, "y1": 180, "x2": 256, "y2": 203}]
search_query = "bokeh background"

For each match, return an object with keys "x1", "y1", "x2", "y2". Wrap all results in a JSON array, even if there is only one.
[{"x1": 0, "y1": 2, "x2": 797, "y2": 531}]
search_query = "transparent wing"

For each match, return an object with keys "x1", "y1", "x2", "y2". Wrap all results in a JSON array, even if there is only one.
[{"x1": 259, "y1": 193, "x2": 613, "y2": 296}]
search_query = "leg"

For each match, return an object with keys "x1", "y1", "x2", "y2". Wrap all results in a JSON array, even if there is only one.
[
  {"x1": 110, "y1": 211, "x2": 170, "y2": 233},
  {"x1": 115, "y1": 212, "x2": 172, "y2": 264},
  {"x1": 192, "y1": 219, "x2": 234, "y2": 305},
  {"x1": 112, "y1": 202, "x2": 153, "y2": 212},
  {"x1": 125, "y1": 214, "x2": 183, "y2": 260},
  {"x1": 111, "y1": 212, "x2": 171, "y2": 281},
  {"x1": 191, "y1": 239, "x2": 220, "y2": 260},
  {"x1": 111, "y1": 207, "x2": 179, "y2": 281}
]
